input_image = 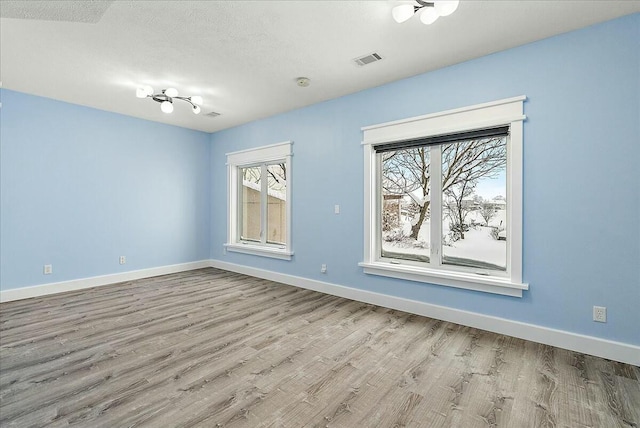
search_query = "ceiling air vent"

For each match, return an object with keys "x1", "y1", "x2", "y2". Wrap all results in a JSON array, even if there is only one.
[
  {"x1": 354, "y1": 52, "x2": 383, "y2": 66},
  {"x1": 205, "y1": 111, "x2": 221, "y2": 118}
]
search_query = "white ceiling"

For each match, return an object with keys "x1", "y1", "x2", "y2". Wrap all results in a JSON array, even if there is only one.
[{"x1": 1, "y1": 1, "x2": 639, "y2": 133}]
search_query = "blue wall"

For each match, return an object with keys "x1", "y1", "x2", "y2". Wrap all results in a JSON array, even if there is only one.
[
  {"x1": 1, "y1": 15, "x2": 637, "y2": 347},
  {"x1": 1, "y1": 90, "x2": 211, "y2": 289},
  {"x1": 209, "y1": 14, "x2": 640, "y2": 345}
]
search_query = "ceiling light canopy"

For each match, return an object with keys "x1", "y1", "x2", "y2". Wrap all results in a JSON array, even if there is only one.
[
  {"x1": 392, "y1": 0, "x2": 459, "y2": 25},
  {"x1": 135, "y1": 86, "x2": 203, "y2": 114},
  {"x1": 296, "y1": 77, "x2": 311, "y2": 87}
]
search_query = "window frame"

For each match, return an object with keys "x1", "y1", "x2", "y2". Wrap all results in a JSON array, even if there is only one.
[
  {"x1": 225, "y1": 141, "x2": 293, "y2": 260},
  {"x1": 359, "y1": 97, "x2": 528, "y2": 297}
]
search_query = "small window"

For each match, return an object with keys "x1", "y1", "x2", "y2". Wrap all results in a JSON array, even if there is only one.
[
  {"x1": 226, "y1": 142, "x2": 293, "y2": 260},
  {"x1": 361, "y1": 97, "x2": 528, "y2": 297}
]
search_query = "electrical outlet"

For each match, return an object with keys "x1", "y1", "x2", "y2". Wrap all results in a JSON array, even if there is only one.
[
  {"x1": 593, "y1": 306, "x2": 607, "y2": 323},
  {"x1": 334, "y1": 205, "x2": 340, "y2": 214},
  {"x1": 321, "y1": 264, "x2": 327, "y2": 273},
  {"x1": 119, "y1": 256, "x2": 126, "y2": 265},
  {"x1": 43, "y1": 264, "x2": 52, "y2": 275}
]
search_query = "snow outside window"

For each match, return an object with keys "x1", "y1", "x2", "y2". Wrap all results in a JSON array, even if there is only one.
[
  {"x1": 226, "y1": 142, "x2": 293, "y2": 260},
  {"x1": 360, "y1": 97, "x2": 528, "y2": 297},
  {"x1": 381, "y1": 135, "x2": 508, "y2": 271}
]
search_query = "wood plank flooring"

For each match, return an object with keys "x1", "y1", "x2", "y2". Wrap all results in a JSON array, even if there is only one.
[{"x1": 1, "y1": 268, "x2": 638, "y2": 427}]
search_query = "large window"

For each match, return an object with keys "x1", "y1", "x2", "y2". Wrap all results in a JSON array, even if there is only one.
[
  {"x1": 360, "y1": 97, "x2": 528, "y2": 297},
  {"x1": 226, "y1": 142, "x2": 292, "y2": 260}
]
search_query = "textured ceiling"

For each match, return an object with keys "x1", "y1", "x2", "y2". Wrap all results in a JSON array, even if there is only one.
[
  {"x1": 0, "y1": 0, "x2": 113, "y2": 23},
  {"x1": 1, "y1": 1, "x2": 639, "y2": 133}
]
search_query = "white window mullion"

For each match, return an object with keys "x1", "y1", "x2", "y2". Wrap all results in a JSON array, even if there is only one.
[
  {"x1": 236, "y1": 166, "x2": 242, "y2": 241},
  {"x1": 374, "y1": 153, "x2": 383, "y2": 262},
  {"x1": 285, "y1": 154, "x2": 293, "y2": 252},
  {"x1": 430, "y1": 146, "x2": 442, "y2": 268},
  {"x1": 228, "y1": 163, "x2": 236, "y2": 244},
  {"x1": 260, "y1": 164, "x2": 268, "y2": 245},
  {"x1": 508, "y1": 122, "x2": 523, "y2": 282}
]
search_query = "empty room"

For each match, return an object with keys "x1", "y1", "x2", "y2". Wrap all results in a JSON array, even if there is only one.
[{"x1": 1, "y1": 1, "x2": 639, "y2": 427}]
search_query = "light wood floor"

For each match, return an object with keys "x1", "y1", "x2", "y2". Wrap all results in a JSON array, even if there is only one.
[{"x1": 1, "y1": 268, "x2": 638, "y2": 427}]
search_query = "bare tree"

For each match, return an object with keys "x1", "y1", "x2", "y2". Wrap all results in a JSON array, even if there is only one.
[
  {"x1": 479, "y1": 202, "x2": 497, "y2": 226},
  {"x1": 382, "y1": 148, "x2": 430, "y2": 239},
  {"x1": 242, "y1": 165, "x2": 261, "y2": 183},
  {"x1": 242, "y1": 163, "x2": 287, "y2": 191},
  {"x1": 444, "y1": 178, "x2": 476, "y2": 240},
  {"x1": 382, "y1": 137, "x2": 506, "y2": 240},
  {"x1": 268, "y1": 163, "x2": 286, "y2": 186}
]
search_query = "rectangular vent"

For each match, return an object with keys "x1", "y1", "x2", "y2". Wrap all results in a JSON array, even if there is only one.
[
  {"x1": 354, "y1": 52, "x2": 383, "y2": 66},
  {"x1": 205, "y1": 111, "x2": 221, "y2": 117}
]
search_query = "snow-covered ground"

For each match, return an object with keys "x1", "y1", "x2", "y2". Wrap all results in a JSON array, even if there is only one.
[
  {"x1": 443, "y1": 226, "x2": 506, "y2": 269},
  {"x1": 382, "y1": 209, "x2": 506, "y2": 269}
]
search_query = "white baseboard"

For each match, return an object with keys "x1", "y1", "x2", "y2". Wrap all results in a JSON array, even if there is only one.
[
  {"x1": 0, "y1": 260, "x2": 211, "y2": 303},
  {"x1": 209, "y1": 260, "x2": 640, "y2": 366}
]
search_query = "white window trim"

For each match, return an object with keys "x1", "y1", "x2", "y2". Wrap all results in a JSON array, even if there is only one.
[
  {"x1": 225, "y1": 141, "x2": 293, "y2": 260},
  {"x1": 359, "y1": 96, "x2": 528, "y2": 297}
]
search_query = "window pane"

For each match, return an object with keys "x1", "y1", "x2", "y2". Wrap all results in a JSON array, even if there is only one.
[
  {"x1": 266, "y1": 163, "x2": 286, "y2": 245},
  {"x1": 441, "y1": 137, "x2": 507, "y2": 271},
  {"x1": 380, "y1": 147, "x2": 430, "y2": 263},
  {"x1": 240, "y1": 166, "x2": 261, "y2": 242}
]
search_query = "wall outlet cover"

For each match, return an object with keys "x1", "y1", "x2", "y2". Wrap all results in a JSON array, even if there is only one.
[{"x1": 593, "y1": 306, "x2": 607, "y2": 323}]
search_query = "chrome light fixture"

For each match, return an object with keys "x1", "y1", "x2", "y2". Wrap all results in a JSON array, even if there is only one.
[
  {"x1": 136, "y1": 85, "x2": 203, "y2": 114},
  {"x1": 392, "y1": 0, "x2": 459, "y2": 25}
]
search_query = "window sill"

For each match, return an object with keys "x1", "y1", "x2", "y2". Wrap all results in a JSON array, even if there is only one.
[
  {"x1": 225, "y1": 243, "x2": 293, "y2": 260},
  {"x1": 358, "y1": 261, "x2": 528, "y2": 297}
]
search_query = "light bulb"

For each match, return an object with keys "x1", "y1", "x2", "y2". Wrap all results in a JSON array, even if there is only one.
[
  {"x1": 434, "y1": 0, "x2": 459, "y2": 17},
  {"x1": 420, "y1": 7, "x2": 440, "y2": 25},
  {"x1": 164, "y1": 87, "x2": 178, "y2": 97},
  {"x1": 392, "y1": 4, "x2": 414, "y2": 23},
  {"x1": 136, "y1": 85, "x2": 153, "y2": 98},
  {"x1": 192, "y1": 105, "x2": 201, "y2": 114},
  {"x1": 190, "y1": 95, "x2": 203, "y2": 106},
  {"x1": 160, "y1": 101, "x2": 174, "y2": 113}
]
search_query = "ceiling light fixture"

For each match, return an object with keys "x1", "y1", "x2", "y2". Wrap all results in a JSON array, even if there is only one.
[
  {"x1": 135, "y1": 86, "x2": 203, "y2": 114},
  {"x1": 392, "y1": 0, "x2": 459, "y2": 25}
]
